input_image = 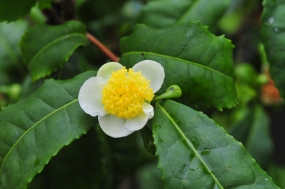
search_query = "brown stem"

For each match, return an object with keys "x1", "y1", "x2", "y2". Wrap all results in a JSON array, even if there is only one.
[{"x1": 86, "y1": 32, "x2": 119, "y2": 62}]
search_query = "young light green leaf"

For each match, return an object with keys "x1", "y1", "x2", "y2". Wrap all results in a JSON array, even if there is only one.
[
  {"x1": 0, "y1": 71, "x2": 96, "y2": 189},
  {"x1": 137, "y1": 0, "x2": 230, "y2": 31},
  {"x1": 120, "y1": 22, "x2": 237, "y2": 110},
  {"x1": 152, "y1": 100, "x2": 280, "y2": 188},
  {"x1": 20, "y1": 21, "x2": 89, "y2": 81},
  {"x1": 0, "y1": 0, "x2": 37, "y2": 21},
  {"x1": 261, "y1": 0, "x2": 285, "y2": 97}
]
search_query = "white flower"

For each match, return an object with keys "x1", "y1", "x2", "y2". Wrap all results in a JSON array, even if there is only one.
[{"x1": 78, "y1": 60, "x2": 165, "y2": 138}]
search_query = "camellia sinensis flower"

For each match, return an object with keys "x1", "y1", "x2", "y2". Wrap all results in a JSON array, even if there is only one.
[{"x1": 78, "y1": 60, "x2": 165, "y2": 138}]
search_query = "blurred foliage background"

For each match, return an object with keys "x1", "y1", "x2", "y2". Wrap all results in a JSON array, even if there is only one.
[{"x1": 0, "y1": 0, "x2": 285, "y2": 188}]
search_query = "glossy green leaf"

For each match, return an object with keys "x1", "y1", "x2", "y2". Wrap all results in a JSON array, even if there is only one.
[
  {"x1": 0, "y1": 0, "x2": 36, "y2": 21},
  {"x1": 261, "y1": 0, "x2": 285, "y2": 97},
  {"x1": 137, "y1": 0, "x2": 230, "y2": 31},
  {"x1": 20, "y1": 21, "x2": 89, "y2": 81},
  {"x1": 152, "y1": 100, "x2": 279, "y2": 188},
  {"x1": 120, "y1": 22, "x2": 237, "y2": 110},
  {"x1": 0, "y1": 71, "x2": 97, "y2": 189}
]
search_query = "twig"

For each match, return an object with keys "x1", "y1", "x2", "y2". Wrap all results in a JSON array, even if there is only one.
[{"x1": 86, "y1": 32, "x2": 119, "y2": 62}]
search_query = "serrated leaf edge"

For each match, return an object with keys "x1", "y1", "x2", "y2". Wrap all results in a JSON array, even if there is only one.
[
  {"x1": 30, "y1": 33, "x2": 87, "y2": 81},
  {"x1": 0, "y1": 99, "x2": 78, "y2": 176},
  {"x1": 155, "y1": 102, "x2": 224, "y2": 188}
]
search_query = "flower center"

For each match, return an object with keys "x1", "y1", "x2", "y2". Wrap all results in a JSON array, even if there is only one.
[{"x1": 102, "y1": 67, "x2": 154, "y2": 119}]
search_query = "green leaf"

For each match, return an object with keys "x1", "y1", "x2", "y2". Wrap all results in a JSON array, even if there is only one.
[
  {"x1": 261, "y1": 0, "x2": 285, "y2": 97},
  {"x1": 0, "y1": 71, "x2": 96, "y2": 189},
  {"x1": 269, "y1": 163, "x2": 285, "y2": 189},
  {"x1": 244, "y1": 106, "x2": 273, "y2": 168},
  {"x1": 20, "y1": 21, "x2": 89, "y2": 81},
  {"x1": 136, "y1": 162, "x2": 164, "y2": 189},
  {"x1": 137, "y1": 0, "x2": 230, "y2": 31},
  {"x1": 0, "y1": 0, "x2": 37, "y2": 21},
  {"x1": 0, "y1": 20, "x2": 28, "y2": 81},
  {"x1": 28, "y1": 128, "x2": 106, "y2": 189},
  {"x1": 38, "y1": 0, "x2": 54, "y2": 9},
  {"x1": 228, "y1": 106, "x2": 273, "y2": 168},
  {"x1": 120, "y1": 22, "x2": 237, "y2": 110},
  {"x1": 152, "y1": 100, "x2": 279, "y2": 188}
]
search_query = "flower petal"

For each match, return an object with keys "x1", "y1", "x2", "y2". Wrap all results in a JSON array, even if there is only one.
[
  {"x1": 97, "y1": 62, "x2": 123, "y2": 80},
  {"x1": 78, "y1": 76, "x2": 107, "y2": 117},
  {"x1": 142, "y1": 102, "x2": 154, "y2": 119},
  {"x1": 125, "y1": 112, "x2": 149, "y2": 131},
  {"x1": 98, "y1": 115, "x2": 133, "y2": 138},
  {"x1": 132, "y1": 60, "x2": 165, "y2": 93}
]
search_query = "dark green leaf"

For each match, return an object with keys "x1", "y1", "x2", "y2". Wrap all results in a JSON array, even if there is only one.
[
  {"x1": 244, "y1": 106, "x2": 273, "y2": 168},
  {"x1": 269, "y1": 163, "x2": 285, "y2": 189},
  {"x1": 136, "y1": 162, "x2": 164, "y2": 189},
  {"x1": 137, "y1": 0, "x2": 230, "y2": 31},
  {"x1": 28, "y1": 128, "x2": 106, "y2": 189},
  {"x1": 0, "y1": 71, "x2": 96, "y2": 189},
  {"x1": 38, "y1": 0, "x2": 54, "y2": 9},
  {"x1": 20, "y1": 21, "x2": 89, "y2": 81},
  {"x1": 152, "y1": 100, "x2": 279, "y2": 188},
  {"x1": 228, "y1": 106, "x2": 273, "y2": 168},
  {"x1": 261, "y1": 0, "x2": 285, "y2": 97},
  {"x1": 120, "y1": 22, "x2": 237, "y2": 110},
  {"x1": 0, "y1": 0, "x2": 36, "y2": 21}
]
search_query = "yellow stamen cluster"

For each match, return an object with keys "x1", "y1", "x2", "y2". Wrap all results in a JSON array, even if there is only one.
[{"x1": 102, "y1": 67, "x2": 154, "y2": 119}]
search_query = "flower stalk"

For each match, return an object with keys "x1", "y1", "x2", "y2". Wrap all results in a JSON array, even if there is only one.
[{"x1": 153, "y1": 85, "x2": 182, "y2": 103}]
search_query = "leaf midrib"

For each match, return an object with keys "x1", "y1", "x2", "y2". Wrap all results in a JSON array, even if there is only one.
[
  {"x1": 124, "y1": 51, "x2": 233, "y2": 80},
  {"x1": 0, "y1": 99, "x2": 78, "y2": 175},
  {"x1": 28, "y1": 33, "x2": 85, "y2": 69},
  {"x1": 158, "y1": 103, "x2": 224, "y2": 189}
]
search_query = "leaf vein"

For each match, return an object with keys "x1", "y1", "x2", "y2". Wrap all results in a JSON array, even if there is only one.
[
  {"x1": 158, "y1": 103, "x2": 224, "y2": 188},
  {"x1": 123, "y1": 51, "x2": 233, "y2": 80},
  {"x1": 0, "y1": 99, "x2": 78, "y2": 175},
  {"x1": 0, "y1": 120, "x2": 26, "y2": 132},
  {"x1": 28, "y1": 33, "x2": 85, "y2": 69},
  {"x1": 64, "y1": 108, "x2": 71, "y2": 131}
]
